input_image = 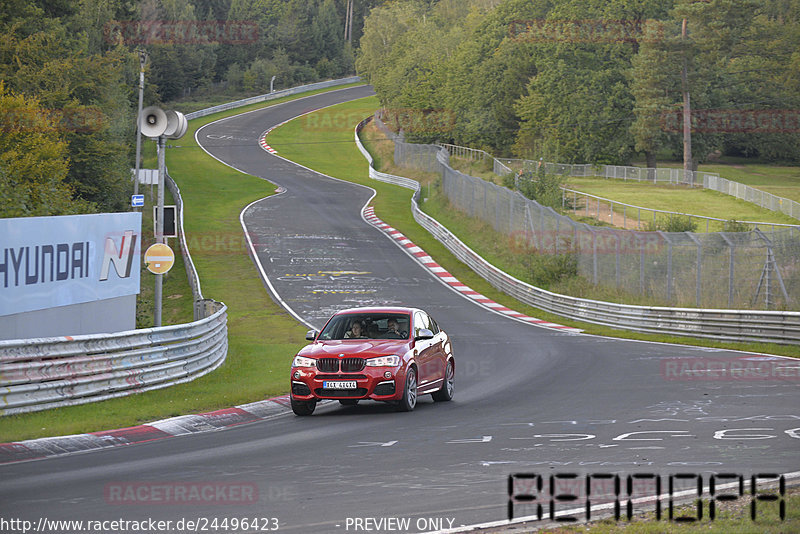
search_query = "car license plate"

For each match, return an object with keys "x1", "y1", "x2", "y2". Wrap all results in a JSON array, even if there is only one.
[{"x1": 323, "y1": 380, "x2": 357, "y2": 389}]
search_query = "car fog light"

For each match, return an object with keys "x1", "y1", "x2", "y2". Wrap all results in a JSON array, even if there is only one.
[
  {"x1": 293, "y1": 371, "x2": 301, "y2": 379},
  {"x1": 384, "y1": 371, "x2": 392, "y2": 379}
]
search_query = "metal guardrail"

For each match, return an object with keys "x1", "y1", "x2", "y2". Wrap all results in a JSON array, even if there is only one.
[
  {"x1": 0, "y1": 304, "x2": 227, "y2": 415},
  {"x1": 184, "y1": 76, "x2": 362, "y2": 121},
  {"x1": 356, "y1": 117, "x2": 800, "y2": 345}
]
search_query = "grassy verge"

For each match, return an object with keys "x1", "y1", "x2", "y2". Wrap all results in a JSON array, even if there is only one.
[
  {"x1": 0, "y1": 86, "x2": 368, "y2": 442},
  {"x1": 536, "y1": 486, "x2": 799, "y2": 533},
  {"x1": 267, "y1": 101, "x2": 799, "y2": 359}
]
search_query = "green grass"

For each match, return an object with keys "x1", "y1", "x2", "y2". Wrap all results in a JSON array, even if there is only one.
[
  {"x1": 267, "y1": 101, "x2": 799, "y2": 359},
  {"x1": 564, "y1": 176, "x2": 797, "y2": 230},
  {"x1": 657, "y1": 158, "x2": 800, "y2": 203},
  {"x1": 0, "y1": 86, "x2": 366, "y2": 442},
  {"x1": 538, "y1": 487, "x2": 800, "y2": 533}
]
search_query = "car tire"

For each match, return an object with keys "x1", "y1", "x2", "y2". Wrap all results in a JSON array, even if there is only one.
[
  {"x1": 339, "y1": 399, "x2": 359, "y2": 406},
  {"x1": 396, "y1": 367, "x2": 417, "y2": 412},
  {"x1": 291, "y1": 397, "x2": 316, "y2": 416},
  {"x1": 432, "y1": 360, "x2": 454, "y2": 402}
]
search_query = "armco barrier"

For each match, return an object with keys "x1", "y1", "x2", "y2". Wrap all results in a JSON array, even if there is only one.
[
  {"x1": 184, "y1": 76, "x2": 362, "y2": 120},
  {"x1": 356, "y1": 117, "x2": 800, "y2": 345},
  {"x1": 0, "y1": 304, "x2": 227, "y2": 415}
]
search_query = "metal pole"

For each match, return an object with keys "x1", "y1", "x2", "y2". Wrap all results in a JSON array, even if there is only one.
[
  {"x1": 133, "y1": 49, "x2": 147, "y2": 204},
  {"x1": 154, "y1": 136, "x2": 165, "y2": 327}
]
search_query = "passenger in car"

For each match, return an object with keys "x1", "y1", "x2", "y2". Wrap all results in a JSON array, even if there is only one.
[{"x1": 344, "y1": 320, "x2": 367, "y2": 339}]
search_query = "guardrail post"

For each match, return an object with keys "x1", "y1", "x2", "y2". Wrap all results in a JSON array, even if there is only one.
[{"x1": 687, "y1": 232, "x2": 703, "y2": 307}]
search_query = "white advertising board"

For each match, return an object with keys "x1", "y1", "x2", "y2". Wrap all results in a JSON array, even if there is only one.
[{"x1": 0, "y1": 212, "x2": 142, "y2": 317}]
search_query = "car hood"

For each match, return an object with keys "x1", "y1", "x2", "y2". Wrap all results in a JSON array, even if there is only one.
[{"x1": 298, "y1": 339, "x2": 411, "y2": 358}]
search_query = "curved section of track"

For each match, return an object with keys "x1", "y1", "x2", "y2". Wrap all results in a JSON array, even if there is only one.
[{"x1": 2, "y1": 86, "x2": 798, "y2": 533}]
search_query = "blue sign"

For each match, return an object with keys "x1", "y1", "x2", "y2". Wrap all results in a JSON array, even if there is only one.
[{"x1": 131, "y1": 194, "x2": 145, "y2": 207}]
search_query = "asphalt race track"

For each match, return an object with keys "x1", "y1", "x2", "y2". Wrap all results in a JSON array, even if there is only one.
[{"x1": 2, "y1": 85, "x2": 799, "y2": 533}]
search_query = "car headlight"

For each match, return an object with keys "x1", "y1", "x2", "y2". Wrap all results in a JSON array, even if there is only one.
[
  {"x1": 365, "y1": 355, "x2": 401, "y2": 367},
  {"x1": 292, "y1": 356, "x2": 316, "y2": 368}
]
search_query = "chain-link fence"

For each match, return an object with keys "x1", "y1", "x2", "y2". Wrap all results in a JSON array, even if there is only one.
[{"x1": 375, "y1": 113, "x2": 799, "y2": 310}]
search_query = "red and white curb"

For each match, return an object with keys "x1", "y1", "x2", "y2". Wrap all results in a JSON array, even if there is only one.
[
  {"x1": 0, "y1": 395, "x2": 301, "y2": 465},
  {"x1": 259, "y1": 134, "x2": 278, "y2": 155},
  {"x1": 363, "y1": 207, "x2": 582, "y2": 334}
]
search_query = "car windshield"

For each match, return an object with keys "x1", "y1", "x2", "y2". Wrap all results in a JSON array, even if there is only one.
[{"x1": 318, "y1": 313, "x2": 411, "y2": 340}]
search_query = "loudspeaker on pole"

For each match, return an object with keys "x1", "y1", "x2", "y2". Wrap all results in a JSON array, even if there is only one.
[{"x1": 139, "y1": 106, "x2": 168, "y2": 138}]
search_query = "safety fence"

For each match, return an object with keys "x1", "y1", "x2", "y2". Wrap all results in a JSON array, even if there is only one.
[
  {"x1": 561, "y1": 188, "x2": 795, "y2": 233},
  {"x1": 447, "y1": 144, "x2": 799, "y2": 231},
  {"x1": 441, "y1": 143, "x2": 800, "y2": 222},
  {"x1": 357, "y1": 117, "x2": 800, "y2": 345}
]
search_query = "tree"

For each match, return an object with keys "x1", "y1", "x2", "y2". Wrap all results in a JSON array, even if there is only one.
[{"x1": 0, "y1": 84, "x2": 93, "y2": 217}]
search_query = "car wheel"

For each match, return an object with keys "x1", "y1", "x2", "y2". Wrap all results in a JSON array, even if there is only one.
[
  {"x1": 432, "y1": 360, "x2": 454, "y2": 402},
  {"x1": 291, "y1": 397, "x2": 316, "y2": 416},
  {"x1": 339, "y1": 399, "x2": 359, "y2": 406},
  {"x1": 396, "y1": 367, "x2": 417, "y2": 412}
]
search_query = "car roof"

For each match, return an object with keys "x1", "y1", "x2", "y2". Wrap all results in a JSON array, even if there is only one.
[{"x1": 333, "y1": 306, "x2": 417, "y2": 315}]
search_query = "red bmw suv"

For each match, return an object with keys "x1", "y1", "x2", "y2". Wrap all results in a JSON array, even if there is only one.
[{"x1": 290, "y1": 307, "x2": 455, "y2": 415}]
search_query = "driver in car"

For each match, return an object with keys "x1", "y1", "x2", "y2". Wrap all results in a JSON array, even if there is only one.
[{"x1": 385, "y1": 318, "x2": 406, "y2": 338}]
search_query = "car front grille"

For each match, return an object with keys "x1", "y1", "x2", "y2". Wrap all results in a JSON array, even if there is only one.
[
  {"x1": 341, "y1": 358, "x2": 365, "y2": 372},
  {"x1": 315, "y1": 374, "x2": 367, "y2": 380},
  {"x1": 316, "y1": 358, "x2": 365, "y2": 373},
  {"x1": 317, "y1": 358, "x2": 339, "y2": 372}
]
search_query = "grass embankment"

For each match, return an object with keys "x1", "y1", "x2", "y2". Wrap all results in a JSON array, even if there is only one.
[
  {"x1": 267, "y1": 100, "x2": 799, "y2": 359},
  {"x1": 0, "y1": 86, "x2": 367, "y2": 442}
]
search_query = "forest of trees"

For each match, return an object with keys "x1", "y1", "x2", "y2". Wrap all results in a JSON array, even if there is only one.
[
  {"x1": 357, "y1": 0, "x2": 800, "y2": 167},
  {"x1": 2, "y1": 0, "x2": 798, "y2": 218},
  {"x1": 0, "y1": 0, "x2": 381, "y2": 217}
]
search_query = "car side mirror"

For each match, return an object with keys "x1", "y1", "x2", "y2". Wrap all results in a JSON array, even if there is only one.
[
  {"x1": 306, "y1": 330, "x2": 318, "y2": 341},
  {"x1": 414, "y1": 328, "x2": 434, "y2": 341}
]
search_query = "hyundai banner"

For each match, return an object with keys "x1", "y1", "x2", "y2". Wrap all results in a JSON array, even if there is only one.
[{"x1": 0, "y1": 213, "x2": 142, "y2": 316}]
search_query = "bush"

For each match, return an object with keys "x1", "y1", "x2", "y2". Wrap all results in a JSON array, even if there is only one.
[
  {"x1": 723, "y1": 219, "x2": 750, "y2": 232},
  {"x1": 518, "y1": 171, "x2": 566, "y2": 210},
  {"x1": 645, "y1": 214, "x2": 698, "y2": 233},
  {"x1": 523, "y1": 251, "x2": 579, "y2": 288}
]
